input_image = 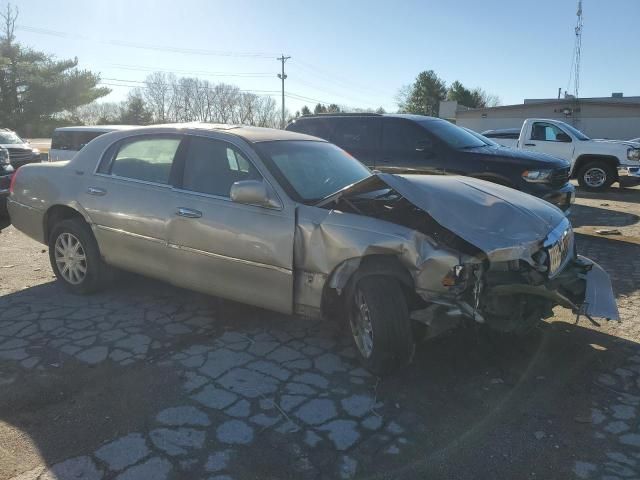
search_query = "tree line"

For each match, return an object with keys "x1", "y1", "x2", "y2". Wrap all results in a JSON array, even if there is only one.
[{"x1": 1, "y1": 3, "x2": 499, "y2": 136}]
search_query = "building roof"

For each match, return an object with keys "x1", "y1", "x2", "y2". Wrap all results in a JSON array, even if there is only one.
[{"x1": 457, "y1": 98, "x2": 640, "y2": 116}]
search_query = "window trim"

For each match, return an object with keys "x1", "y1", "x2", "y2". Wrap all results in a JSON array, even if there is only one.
[
  {"x1": 173, "y1": 134, "x2": 283, "y2": 210},
  {"x1": 530, "y1": 122, "x2": 572, "y2": 143},
  {"x1": 94, "y1": 133, "x2": 185, "y2": 187}
]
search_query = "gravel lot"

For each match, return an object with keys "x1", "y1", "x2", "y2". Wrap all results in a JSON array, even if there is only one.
[{"x1": 1, "y1": 186, "x2": 640, "y2": 480}]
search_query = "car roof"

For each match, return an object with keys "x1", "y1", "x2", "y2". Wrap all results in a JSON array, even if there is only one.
[
  {"x1": 118, "y1": 123, "x2": 324, "y2": 143},
  {"x1": 293, "y1": 113, "x2": 440, "y2": 122},
  {"x1": 53, "y1": 125, "x2": 137, "y2": 133}
]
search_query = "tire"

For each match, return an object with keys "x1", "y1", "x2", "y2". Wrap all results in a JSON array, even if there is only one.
[
  {"x1": 577, "y1": 161, "x2": 615, "y2": 191},
  {"x1": 347, "y1": 276, "x2": 414, "y2": 375},
  {"x1": 48, "y1": 218, "x2": 108, "y2": 294}
]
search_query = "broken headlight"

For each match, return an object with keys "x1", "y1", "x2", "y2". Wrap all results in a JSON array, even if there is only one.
[
  {"x1": 0, "y1": 148, "x2": 8, "y2": 166},
  {"x1": 522, "y1": 169, "x2": 552, "y2": 183}
]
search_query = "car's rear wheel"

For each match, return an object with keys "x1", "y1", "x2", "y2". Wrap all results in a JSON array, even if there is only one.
[
  {"x1": 577, "y1": 161, "x2": 615, "y2": 191},
  {"x1": 49, "y1": 219, "x2": 108, "y2": 294},
  {"x1": 347, "y1": 276, "x2": 414, "y2": 375}
]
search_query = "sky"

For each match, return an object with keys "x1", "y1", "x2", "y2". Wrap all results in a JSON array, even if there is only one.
[{"x1": 9, "y1": 0, "x2": 640, "y2": 114}]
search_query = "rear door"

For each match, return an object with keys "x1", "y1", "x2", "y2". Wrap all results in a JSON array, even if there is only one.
[
  {"x1": 166, "y1": 134, "x2": 295, "y2": 314},
  {"x1": 82, "y1": 134, "x2": 183, "y2": 279},
  {"x1": 381, "y1": 118, "x2": 444, "y2": 174}
]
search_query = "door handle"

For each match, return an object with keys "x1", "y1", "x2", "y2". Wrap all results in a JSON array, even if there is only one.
[
  {"x1": 524, "y1": 143, "x2": 537, "y2": 147},
  {"x1": 176, "y1": 207, "x2": 202, "y2": 218},
  {"x1": 87, "y1": 187, "x2": 106, "y2": 196}
]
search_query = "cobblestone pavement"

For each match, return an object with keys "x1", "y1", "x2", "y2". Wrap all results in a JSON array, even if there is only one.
[{"x1": 1, "y1": 187, "x2": 640, "y2": 479}]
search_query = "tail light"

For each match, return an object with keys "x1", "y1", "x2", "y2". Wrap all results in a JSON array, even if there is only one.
[{"x1": 9, "y1": 168, "x2": 18, "y2": 194}]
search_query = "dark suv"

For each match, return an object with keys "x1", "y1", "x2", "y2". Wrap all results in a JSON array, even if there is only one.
[{"x1": 286, "y1": 114, "x2": 574, "y2": 211}]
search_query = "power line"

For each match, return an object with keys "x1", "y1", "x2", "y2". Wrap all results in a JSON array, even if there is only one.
[
  {"x1": 17, "y1": 24, "x2": 279, "y2": 58},
  {"x1": 289, "y1": 59, "x2": 390, "y2": 98},
  {"x1": 99, "y1": 80, "x2": 280, "y2": 95},
  {"x1": 109, "y1": 64, "x2": 274, "y2": 78}
]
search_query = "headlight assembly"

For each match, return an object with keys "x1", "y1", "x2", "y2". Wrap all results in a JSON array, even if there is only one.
[
  {"x1": 627, "y1": 148, "x2": 640, "y2": 161},
  {"x1": 522, "y1": 169, "x2": 553, "y2": 183}
]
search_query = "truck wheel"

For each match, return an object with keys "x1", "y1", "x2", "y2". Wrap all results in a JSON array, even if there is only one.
[
  {"x1": 577, "y1": 161, "x2": 615, "y2": 191},
  {"x1": 48, "y1": 219, "x2": 108, "y2": 294},
  {"x1": 347, "y1": 276, "x2": 414, "y2": 375}
]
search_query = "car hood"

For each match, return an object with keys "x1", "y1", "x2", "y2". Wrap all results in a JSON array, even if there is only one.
[
  {"x1": 591, "y1": 139, "x2": 640, "y2": 148},
  {"x1": 468, "y1": 144, "x2": 570, "y2": 168},
  {"x1": 326, "y1": 173, "x2": 568, "y2": 262}
]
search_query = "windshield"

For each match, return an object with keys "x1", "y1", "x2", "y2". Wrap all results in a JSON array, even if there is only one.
[
  {"x1": 256, "y1": 140, "x2": 371, "y2": 202},
  {"x1": 462, "y1": 127, "x2": 498, "y2": 146},
  {"x1": 556, "y1": 121, "x2": 590, "y2": 140},
  {"x1": 420, "y1": 119, "x2": 486, "y2": 149},
  {"x1": 0, "y1": 131, "x2": 24, "y2": 144}
]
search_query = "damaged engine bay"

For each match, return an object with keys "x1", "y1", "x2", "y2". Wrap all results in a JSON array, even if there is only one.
[{"x1": 298, "y1": 173, "x2": 618, "y2": 336}]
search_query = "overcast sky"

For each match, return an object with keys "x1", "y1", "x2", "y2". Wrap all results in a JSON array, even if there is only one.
[{"x1": 10, "y1": 0, "x2": 640, "y2": 113}]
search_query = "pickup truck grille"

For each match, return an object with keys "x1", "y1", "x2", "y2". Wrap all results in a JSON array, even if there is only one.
[
  {"x1": 7, "y1": 148, "x2": 37, "y2": 168},
  {"x1": 550, "y1": 167, "x2": 570, "y2": 187},
  {"x1": 547, "y1": 226, "x2": 573, "y2": 277}
]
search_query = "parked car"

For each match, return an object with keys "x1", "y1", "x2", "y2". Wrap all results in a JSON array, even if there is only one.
[
  {"x1": 49, "y1": 125, "x2": 134, "y2": 162},
  {"x1": 0, "y1": 128, "x2": 41, "y2": 168},
  {"x1": 482, "y1": 119, "x2": 640, "y2": 191},
  {"x1": 481, "y1": 128, "x2": 521, "y2": 146},
  {"x1": 7, "y1": 124, "x2": 617, "y2": 374},
  {"x1": 286, "y1": 114, "x2": 575, "y2": 212},
  {"x1": 0, "y1": 147, "x2": 13, "y2": 217}
]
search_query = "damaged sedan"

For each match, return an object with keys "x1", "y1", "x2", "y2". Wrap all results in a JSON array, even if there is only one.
[{"x1": 7, "y1": 124, "x2": 618, "y2": 374}]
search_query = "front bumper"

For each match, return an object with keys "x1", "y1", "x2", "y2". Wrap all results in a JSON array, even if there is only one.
[
  {"x1": 618, "y1": 166, "x2": 640, "y2": 186},
  {"x1": 541, "y1": 182, "x2": 576, "y2": 213}
]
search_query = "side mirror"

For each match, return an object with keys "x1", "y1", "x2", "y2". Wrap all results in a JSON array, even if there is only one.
[
  {"x1": 230, "y1": 180, "x2": 280, "y2": 209},
  {"x1": 556, "y1": 132, "x2": 572, "y2": 142}
]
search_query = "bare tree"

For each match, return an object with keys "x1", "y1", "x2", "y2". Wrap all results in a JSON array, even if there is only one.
[{"x1": 1, "y1": 3, "x2": 17, "y2": 45}]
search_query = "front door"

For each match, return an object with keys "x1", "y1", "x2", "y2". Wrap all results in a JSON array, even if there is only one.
[
  {"x1": 523, "y1": 121, "x2": 574, "y2": 161},
  {"x1": 167, "y1": 135, "x2": 295, "y2": 314},
  {"x1": 82, "y1": 134, "x2": 183, "y2": 279}
]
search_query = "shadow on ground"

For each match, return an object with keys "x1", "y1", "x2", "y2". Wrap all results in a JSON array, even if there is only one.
[
  {"x1": 570, "y1": 204, "x2": 640, "y2": 229},
  {"x1": 0, "y1": 271, "x2": 638, "y2": 480}
]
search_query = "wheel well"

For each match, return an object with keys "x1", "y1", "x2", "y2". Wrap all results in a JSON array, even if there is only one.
[
  {"x1": 43, "y1": 205, "x2": 85, "y2": 243},
  {"x1": 572, "y1": 155, "x2": 619, "y2": 179},
  {"x1": 321, "y1": 255, "x2": 423, "y2": 318}
]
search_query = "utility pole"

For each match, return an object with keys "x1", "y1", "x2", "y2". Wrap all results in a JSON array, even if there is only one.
[{"x1": 277, "y1": 54, "x2": 291, "y2": 129}]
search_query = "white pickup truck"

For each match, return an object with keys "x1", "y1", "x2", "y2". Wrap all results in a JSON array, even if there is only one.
[{"x1": 482, "y1": 119, "x2": 640, "y2": 191}]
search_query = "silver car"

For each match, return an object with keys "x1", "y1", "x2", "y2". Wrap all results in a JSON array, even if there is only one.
[{"x1": 7, "y1": 124, "x2": 618, "y2": 374}]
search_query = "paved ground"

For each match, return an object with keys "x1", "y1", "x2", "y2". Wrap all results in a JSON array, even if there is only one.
[{"x1": 1, "y1": 186, "x2": 640, "y2": 479}]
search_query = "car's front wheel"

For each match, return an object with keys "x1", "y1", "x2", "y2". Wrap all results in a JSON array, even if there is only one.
[
  {"x1": 49, "y1": 219, "x2": 108, "y2": 294},
  {"x1": 347, "y1": 276, "x2": 414, "y2": 375},
  {"x1": 577, "y1": 161, "x2": 615, "y2": 191}
]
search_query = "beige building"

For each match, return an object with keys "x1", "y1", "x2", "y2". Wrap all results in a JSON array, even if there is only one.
[{"x1": 444, "y1": 95, "x2": 640, "y2": 140}]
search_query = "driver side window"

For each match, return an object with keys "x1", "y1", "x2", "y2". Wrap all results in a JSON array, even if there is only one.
[
  {"x1": 181, "y1": 136, "x2": 261, "y2": 197},
  {"x1": 531, "y1": 122, "x2": 570, "y2": 142}
]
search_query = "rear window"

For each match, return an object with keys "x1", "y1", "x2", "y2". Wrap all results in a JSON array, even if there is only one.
[
  {"x1": 484, "y1": 131, "x2": 520, "y2": 139},
  {"x1": 287, "y1": 118, "x2": 333, "y2": 140},
  {"x1": 51, "y1": 130, "x2": 107, "y2": 151}
]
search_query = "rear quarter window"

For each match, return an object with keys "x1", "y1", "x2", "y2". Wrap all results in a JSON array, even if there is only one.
[{"x1": 51, "y1": 130, "x2": 108, "y2": 151}]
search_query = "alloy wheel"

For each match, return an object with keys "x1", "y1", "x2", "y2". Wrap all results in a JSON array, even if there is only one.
[
  {"x1": 54, "y1": 232, "x2": 87, "y2": 285},
  {"x1": 583, "y1": 167, "x2": 607, "y2": 188},
  {"x1": 350, "y1": 288, "x2": 374, "y2": 359}
]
